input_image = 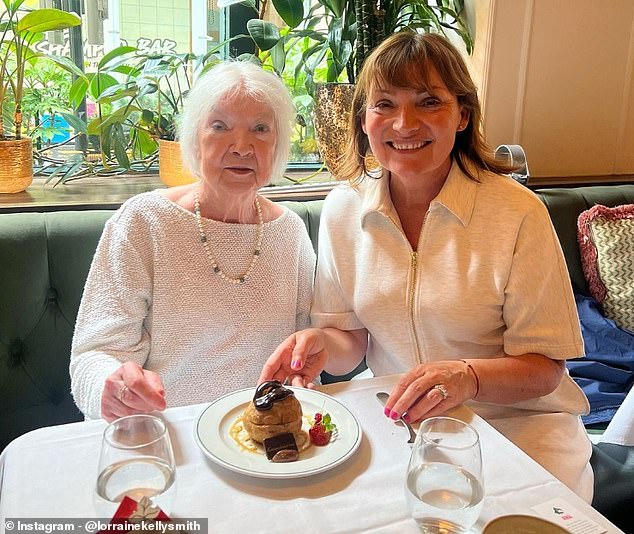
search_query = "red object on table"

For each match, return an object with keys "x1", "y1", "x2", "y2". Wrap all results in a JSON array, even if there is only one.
[{"x1": 98, "y1": 496, "x2": 170, "y2": 532}]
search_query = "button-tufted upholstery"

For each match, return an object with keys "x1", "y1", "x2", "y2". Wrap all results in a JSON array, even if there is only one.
[{"x1": 0, "y1": 210, "x2": 114, "y2": 450}]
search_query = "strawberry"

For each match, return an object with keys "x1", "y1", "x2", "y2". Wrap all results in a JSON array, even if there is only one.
[{"x1": 309, "y1": 412, "x2": 336, "y2": 446}]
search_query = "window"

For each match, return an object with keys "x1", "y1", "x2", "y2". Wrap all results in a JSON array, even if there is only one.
[{"x1": 24, "y1": 0, "x2": 325, "y2": 190}]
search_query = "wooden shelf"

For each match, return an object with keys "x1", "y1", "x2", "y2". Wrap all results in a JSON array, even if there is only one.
[
  {"x1": 0, "y1": 174, "x2": 339, "y2": 213},
  {"x1": 0, "y1": 175, "x2": 165, "y2": 213}
]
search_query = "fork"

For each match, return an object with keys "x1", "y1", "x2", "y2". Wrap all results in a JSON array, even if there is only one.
[{"x1": 375, "y1": 391, "x2": 417, "y2": 444}]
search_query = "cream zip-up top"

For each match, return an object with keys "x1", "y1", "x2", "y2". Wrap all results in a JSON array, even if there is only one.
[{"x1": 312, "y1": 162, "x2": 593, "y2": 499}]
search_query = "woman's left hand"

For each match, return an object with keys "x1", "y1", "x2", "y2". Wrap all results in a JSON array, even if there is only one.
[{"x1": 383, "y1": 360, "x2": 478, "y2": 423}]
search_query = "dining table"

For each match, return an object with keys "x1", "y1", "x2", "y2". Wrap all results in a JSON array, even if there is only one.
[{"x1": 0, "y1": 375, "x2": 624, "y2": 533}]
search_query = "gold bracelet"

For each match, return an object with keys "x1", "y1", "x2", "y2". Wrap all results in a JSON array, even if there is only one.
[{"x1": 461, "y1": 359, "x2": 480, "y2": 399}]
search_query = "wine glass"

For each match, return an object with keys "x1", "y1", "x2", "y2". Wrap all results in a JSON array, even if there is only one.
[
  {"x1": 404, "y1": 417, "x2": 484, "y2": 533},
  {"x1": 94, "y1": 414, "x2": 176, "y2": 516}
]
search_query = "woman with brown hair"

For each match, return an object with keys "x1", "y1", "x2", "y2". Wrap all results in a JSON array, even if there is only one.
[{"x1": 260, "y1": 31, "x2": 593, "y2": 500}]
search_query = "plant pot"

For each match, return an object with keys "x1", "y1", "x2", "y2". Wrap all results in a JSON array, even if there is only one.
[
  {"x1": 159, "y1": 139, "x2": 197, "y2": 187},
  {"x1": 0, "y1": 138, "x2": 33, "y2": 193},
  {"x1": 313, "y1": 83, "x2": 355, "y2": 179}
]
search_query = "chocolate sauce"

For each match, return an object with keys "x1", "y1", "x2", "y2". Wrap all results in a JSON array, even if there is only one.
[{"x1": 253, "y1": 380, "x2": 295, "y2": 411}]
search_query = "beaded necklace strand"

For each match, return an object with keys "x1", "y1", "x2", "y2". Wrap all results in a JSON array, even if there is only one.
[{"x1": 194, "y1": 189, "x2": 263, "y2": 284}]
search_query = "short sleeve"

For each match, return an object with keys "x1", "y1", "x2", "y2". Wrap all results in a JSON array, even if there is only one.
[
  {"x1": 310, "y1": 191, "x2": 365, "y2": 331},
  {"x1": 503, "y1": 200, "x2": 584, "y2": 360}
]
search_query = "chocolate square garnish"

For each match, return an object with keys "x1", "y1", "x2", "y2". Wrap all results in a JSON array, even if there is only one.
[{"x1": 263, "y1": 432, "x2": 299, "y2": 462}]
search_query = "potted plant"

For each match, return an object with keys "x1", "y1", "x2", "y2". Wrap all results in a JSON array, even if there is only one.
[
  {"x1": 0, "y1": 0, "x2": 81, "y2": 193},
  {"x1": 224, "y1": 0, "x2": 471, "y2": 90},
  {"x1": 62, "y1": 46, "x2": 224, "y2": 186},
  {"x1": 220, "y1": 0, "x2": 472, "y2": 176}
]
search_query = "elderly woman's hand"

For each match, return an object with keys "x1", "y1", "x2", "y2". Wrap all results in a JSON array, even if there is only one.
[
  {"x1": 259, "y1": 328, "x2": 329, "y2": 389},
  {"x1": 101, "y1": 361, "x2": 167, "y2": 422},
  {"x1": 384, "y1": 360, "x2": 479, "y2": 423}
]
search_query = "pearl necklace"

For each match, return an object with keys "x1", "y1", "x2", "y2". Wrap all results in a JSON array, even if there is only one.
[{"x1": 194, "y1": 189, "x2": 263, "y2": 284}]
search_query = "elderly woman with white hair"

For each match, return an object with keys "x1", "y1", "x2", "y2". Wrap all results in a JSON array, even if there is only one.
[{"x1": 70, "y1": 61, "x2": 316, "y2": 422}]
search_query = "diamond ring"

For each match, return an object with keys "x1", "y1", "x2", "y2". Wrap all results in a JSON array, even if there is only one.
[
  {"x1": 118, "y1": 384, "x2": 129, "y2": 403},
  {"x1": 432, "y1": 384, "x2": 449, "y2": 400}
]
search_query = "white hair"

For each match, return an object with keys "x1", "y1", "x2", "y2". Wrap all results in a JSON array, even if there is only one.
[{"x1": 177, "y1": 61, "x2": 295, "y2": 182}]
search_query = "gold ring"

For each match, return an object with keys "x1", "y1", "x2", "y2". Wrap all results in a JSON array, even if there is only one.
[
  {"x1": 432, "y1": 384, "x2": 449, "y2": 400},
  {"x1": 118, "y1": 384, "x2": 129, "y2": 403}
]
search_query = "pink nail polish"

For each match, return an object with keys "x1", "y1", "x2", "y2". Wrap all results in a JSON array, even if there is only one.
[
  {"x1": 291, "y1": 360, "x2": 301, "y2": 370},
  {"x1": 390, "y1": 411, "x2": 399, "y2": 420},
  {"x1": 383, "y1": 407, "x2": 391, "y2": 417},
  {"x1": 403, "y1": 413, "x2": 411, "y2": 423}
]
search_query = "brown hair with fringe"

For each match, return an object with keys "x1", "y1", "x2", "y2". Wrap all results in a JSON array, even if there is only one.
[{"x1": 337, "y1": 31, "x2": 516, "y2": 184}]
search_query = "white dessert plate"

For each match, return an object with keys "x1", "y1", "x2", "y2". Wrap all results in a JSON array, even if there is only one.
[{"x1": 194, "y1": 386, "x2": 362, "y2": 479}]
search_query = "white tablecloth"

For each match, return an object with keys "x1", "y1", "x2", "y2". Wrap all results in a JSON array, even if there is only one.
[{"x1": 0, "y1": 375, "x2": 623, "y2": 533}]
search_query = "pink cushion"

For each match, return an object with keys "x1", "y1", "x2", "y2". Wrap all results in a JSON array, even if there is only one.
[{"x1": 578, "y1": 204, "x2": 634, "y2": 330}]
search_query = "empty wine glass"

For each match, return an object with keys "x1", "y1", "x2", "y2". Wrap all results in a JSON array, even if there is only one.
[
  {"x1": 94, "y1": 414, "x2": 176, "y2": 516},
  {"x1": 404, "y1": 417, "x2": 484, "y2": 533}
]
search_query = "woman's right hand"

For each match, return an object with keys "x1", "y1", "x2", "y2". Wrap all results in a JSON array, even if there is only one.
[
  {"x1": 101, "y1": 361, "x2": 167, "y2": 422},
  {"x1": 259, "y1": 328, "x2": 329, "y2": 388}
]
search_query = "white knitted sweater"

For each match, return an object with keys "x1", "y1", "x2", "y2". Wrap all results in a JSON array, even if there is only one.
[{"x1": 70, "y1": 191, "x2": 316, "y2": 419}]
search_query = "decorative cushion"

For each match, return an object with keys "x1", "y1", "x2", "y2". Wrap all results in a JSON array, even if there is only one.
[{"x1": 578, "y1": 204, "x2": 634, "y2": 331}]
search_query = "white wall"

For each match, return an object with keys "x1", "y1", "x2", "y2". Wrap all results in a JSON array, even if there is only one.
[{"x1": 470, "y1": 0, "x2": 634, "y2": 180}]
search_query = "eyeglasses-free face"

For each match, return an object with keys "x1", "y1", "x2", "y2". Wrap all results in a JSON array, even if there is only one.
[
  {"x1": 197, "y1": 93, "x2": 278, "y2": 195},
  {"x1": 362, "y1": 65, "x2": 468, "y2": 187}
]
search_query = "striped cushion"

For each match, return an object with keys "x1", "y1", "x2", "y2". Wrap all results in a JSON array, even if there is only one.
[{"x1": 578, "y1": 204, "x2": 634, "y2": 331}]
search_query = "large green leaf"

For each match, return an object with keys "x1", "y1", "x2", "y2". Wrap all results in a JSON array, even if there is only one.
[
  {"x1": 270, "y1": 39, "x2": 286, "y2": 75},
  {"x1": 89, "y1": 73, "x2": 119, "y2": 100},
  {"x1": 140, "y1": 109, "x2": 154, "y2": 125},
  {"x1": 247, "y1": 20, "x2": 281, "y2": 51},
  {"x1": 272, "y1": 0, "x2": 304, "y2": 29},
  {"x1": 56, "y1": 161, "x2": 85, "y2": 186},
  {"x1": 68, "y1": 76, "x2": 89, "y2": 110},
  {"x1": 16, "y1": 9, "x2": 80, "y2": 34},
  {"x1": 60, "y1": 112, "x2": 87, "y2": 133},
  {"x1": 46, "y1": 54, "x2": 86, "y2": 80},
  {"x1": 137, "y1": 82, "x2": 159, "y2": 98},
  {"x1": 100, "y1": 123, "x2": 112, "y2": 156},
  {"x1": 98, "y1": 46, "x2": 138, "y2": 70},
  {"x1": 134, "y1": 128, "x2": 157, "y2": 156},
  {"x1": 294, "y1": 42, "x2": 327, "y2": 80},
  {"x1": 4, "y1": 0, "x2": 27, "y2": 13},
  {"x1": 87, "y1": 105, "x2": 138, "y2": 135},
  {"x1": 98, "y1": 86, "x2": 139, "y2": 104},
  {"x1": 291, "y1": 28, "x2": 326, "y2": 43},
  {"x1": 320, "y1": 0, "x2": 346, "y2": 18},
  {"x1": 112, "y1": 65, "x2": 141, "y2": 77},
  {"x1": 112, "y1": 123, "x2": 131, "y2": 169}
]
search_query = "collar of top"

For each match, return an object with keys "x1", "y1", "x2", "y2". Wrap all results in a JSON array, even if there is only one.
[{"x1": 360, "y1": 159, "x2": 479, "y2": 229}]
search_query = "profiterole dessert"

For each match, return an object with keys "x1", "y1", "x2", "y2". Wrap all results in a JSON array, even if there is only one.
[
  {"x1": 228, "y1": 381, "x2": 337, "y2": 462},
  {"x1": 242, "y1": 380, "x2": 303, "y2": 443}
]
